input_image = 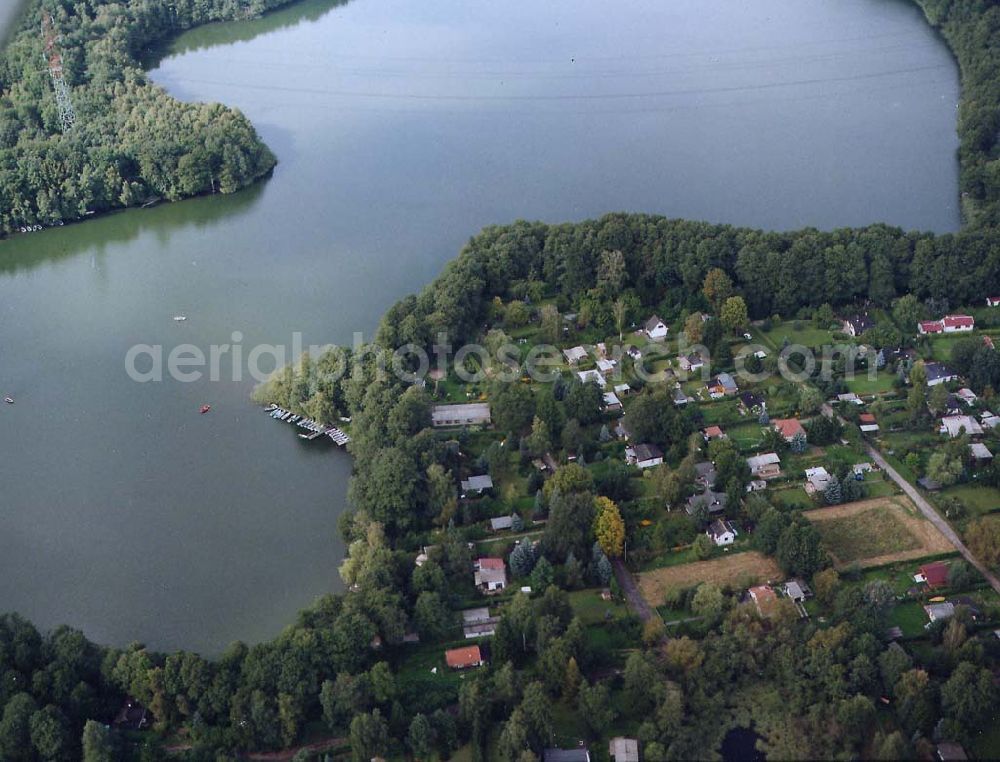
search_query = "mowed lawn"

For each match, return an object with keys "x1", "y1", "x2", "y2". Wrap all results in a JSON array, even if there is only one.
[
  {"x1": 805, "y1": 496, "x2": 953, "y2": 568},
  {"x1": 638, "y1": 551, "x2": 782, "y2": 606}
]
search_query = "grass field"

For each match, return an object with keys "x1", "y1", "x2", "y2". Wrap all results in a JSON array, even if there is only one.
[
  {"x1": 764, "y1": 320, "x2": 843, "y2": 350},
  {"x1": 805, "y1": 496, "x2": 953, "y2": 568},
  {"x1": 638, "y1": 551, "x2": 782, "y2": 605},
  {"x1": 843, "y1": 372, "x2": 897, "y2": 396},
  {"x1": 938, "y1": 484, "x2": 1000, "y2": 518}
]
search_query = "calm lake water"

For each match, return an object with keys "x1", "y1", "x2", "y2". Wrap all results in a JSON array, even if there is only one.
[{"x1": 0, "y1": 0, "x2": 959, "y2": 653}]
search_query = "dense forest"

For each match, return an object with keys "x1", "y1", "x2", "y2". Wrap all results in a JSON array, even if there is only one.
[
  {"x1": 915, "y1": 0, "x2": 1000, "y2": 227},
  {"x1": 0, "y1": 0, "x2": 303, "y2": 234}
]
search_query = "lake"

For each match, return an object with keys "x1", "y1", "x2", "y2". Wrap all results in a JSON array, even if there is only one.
[{"x1": 0, "y1": 0, "x2": 959, "y2": 654}]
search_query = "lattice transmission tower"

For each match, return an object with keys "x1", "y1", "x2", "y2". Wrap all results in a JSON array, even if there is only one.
[{"x1": 41, "y1": 11, "x2": 76, "y2": 132}]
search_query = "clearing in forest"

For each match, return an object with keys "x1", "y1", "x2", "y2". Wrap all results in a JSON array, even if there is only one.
[
  {"x1": 638, "y1": 551, "x2": 782, "y2": 605},
  {"x1": 805, "y1": 496, "x2": 953, "y2": 567}
]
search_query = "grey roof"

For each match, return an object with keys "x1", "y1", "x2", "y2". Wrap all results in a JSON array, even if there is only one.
[
  {"x1": 707, "y1": 519, "x2": 736, "y2": 540},
  {"x1": 925, "y1": 602, "x2": 956, "y2": 621},
  {"x1": 632, "y1": 443, "x2": 663, "y2": 462},
  {"x1": 686, "y1": 490, "x2": 727, "y2": 515},
  {"x1": 544, "y1": 750, "x2": 590, "y2": 762},
  {"x1": 609, "y1": 738, "x2": 639, "y2": 762},
  {"x1": 432, "y1": 402, "x2": 491, "y2": 426},
  {"x1": 461, "y1": 474, "x2": 494, "y2": 492},
  {"x1": 925, "y1": 362, "x2": 958, "y2": 383},
  {"x1": 645, "y1": 315, "x2": 665, "y2": 331},
  {"x1": 489, "y1": 515, "x2": 513, "y2": 530},
  {"x1": 462, "y1": 608, "x2": 491, "y2": 624},
  {"x1": 713, "y1": 372, "x2": 738, "y2": 391}
]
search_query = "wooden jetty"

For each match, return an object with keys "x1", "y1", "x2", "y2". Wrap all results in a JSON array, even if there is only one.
[{"x1": 265, "y1": 406, "x2": 350, "y2": 447}]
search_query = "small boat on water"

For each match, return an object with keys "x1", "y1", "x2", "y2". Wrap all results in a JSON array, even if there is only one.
[
  {"x1": 3, "y1": 397, "x2": 13, "y2": 404},
  {"x1": 200, "y1": 404, "x2": 211, "y2": 415},
  {"x1": 173, "y1": 315, "x2": 187, "y2": 322}
]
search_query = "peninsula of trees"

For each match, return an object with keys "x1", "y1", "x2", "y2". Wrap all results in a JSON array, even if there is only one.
[{"x1": 0, "y1": 0, "x2": 306, "y2": 235}]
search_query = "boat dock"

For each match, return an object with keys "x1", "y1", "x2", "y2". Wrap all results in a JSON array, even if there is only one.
[{"x1": 264, "y1": 404, "x2": 350, "y2": 447}]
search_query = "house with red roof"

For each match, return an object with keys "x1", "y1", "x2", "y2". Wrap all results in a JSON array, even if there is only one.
[
  {"x1": 858, "y1": 413, "x2": 879, "y2": 433},
  {"x1": 988, "y1": 297, "x2": 1000, "y2": 308},
  {"x1": 919, "y1": 315, "x2": 975, "y2": 335},
  {"x1": 445, "y1": 645, "x2": 484, "y2": 669},
  {"x1": 916, "y1": 561, "x2": 950, "y2": 589},
  {"x1": 703, "y1": 425, "x2": 726, "y2": 441},
  {"x1": 474, "y1": 558, "x2": 507, "y2": 593},
  {"x1": 773, "y1": 418, "x2": 806, "y2": 442}
]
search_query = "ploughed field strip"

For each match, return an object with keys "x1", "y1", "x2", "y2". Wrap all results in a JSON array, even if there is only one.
[
  {"x1": 804, "y1": 496, "x2": 954, "y2": 568},
  {"x1": 638, "y1": 551, "x2": 782, "y2": 605}
]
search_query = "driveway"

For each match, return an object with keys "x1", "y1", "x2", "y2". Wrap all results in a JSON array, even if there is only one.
[
  {"x1": 864, "y1": 443, "x2": 1000, "y2": 594},
  {"x1": 612, "y1": 557, "x2": 656, "y2": 623}
]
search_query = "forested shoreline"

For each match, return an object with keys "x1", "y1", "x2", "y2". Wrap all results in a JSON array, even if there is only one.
[
  {"x1": 1, "y1": 0, "x2": 1000, "y2": 760},
  {"x1": 0, "y1": 0, "x2": 307, "y2": 235}
]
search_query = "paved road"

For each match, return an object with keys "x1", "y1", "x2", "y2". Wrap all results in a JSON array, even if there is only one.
[
  {"x1": 611, "y1": 557, "x2": 656, "y2": 623},
  {"x1": 864, "y1": 443, "x2": 1000, "y2": 594}
]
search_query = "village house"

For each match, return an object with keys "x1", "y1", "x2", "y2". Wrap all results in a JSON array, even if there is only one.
[
  {"x1": 576, "y1": 369, "x2": 607, "y2": 388},
  {"x1": 739, "y1": 391, "x2": 765, "y2": 414},
  {"x1": 445, "y1": 644, "x2": 484, "y2": 669},
  {"x1": 625, "y1": 345, "x2": 642, "y2": 361},
  {"x1": 748, "y1": 585, "x2": 779, "y2": 617},
  {"x1": 939, "y1": 415, "x2": 984, "y2": 438},
  {"x1": 746, "y1": 479, "x2": 768, "y2": 492},
  {"x1": 489, "y1": 515, "x2": 514, "y2": 531},
  {"x1": 925, "y1": 362, "x2": 959, "y2": 386},
  {"x1": 918, "y1": 314, "x2": 975, "y2": 334},
  {"x1": 602, "y1": 392, "x2": 623, "y2": 412},
  {"x1": 703, "y1": 425, "x2": 726, "y2": 441},
  {"x1": 679, "y1": 352, "x2": 706, "y2": 372},
  {"x1": 707, "y1": 372, "x2": 739, "y2": 398},
  {"x1": 970, "y1": 442, "x2": 993, "y2": 461},
  {"x1": 626, "y1": 443, "x2": 664, "y2": 469},
  {"x1": 783, "y1": 579, "x2": 812, "y2": 603},
  {"x1": 614, "y1": 419, "x2": 631, "y2": 440},
  {"x1": 707, "y1": 518, "x2": 738, "y2": 546},
  {"x1": 772, "y1": 418, "x2": 806, "y2": 442},
  {"x1": 988, "y1": 297, "x2": 1000, "y2": 308},
  {"x1": 837, "y1": 392, "x2": 863, "y2": 405},
  {"x1": 673, "y1": 387, "x2": 692, "y2": 405},
  {"x1": 544, "y1": 748, "x2": 591, "y2": 762},
  {"x1": 936, "y1": 741, "x2": 969, "y2": 761},
  {"x1": 686, "y1": 490, "x2": 727, "y2": 516},
  {"x1": 956, "y1": 387, "x2": 978, "y2": 405},
  {"x1": 596, "y1": 357, "x2": 617, "y2": 376},
  {"x1": 915, "y1": 561, "x2": 950, "y2": 589},
  {"x1": 562, "y1": 345, "x2": 588, "y2": 365},
  {"x1": 842, "y1": 312, "x2": 874, "y2": 337},
  {"x1": 852, "y1": 462, "x2": 874, "y2": 477},
  {"x1": 747, "y1": 452, "x2": 781, "y2": 478},
  {"x1": 924, "y1": 602, "x2": 956, "y2": 624},
  {"x1": 645, "y1": 315, "x2": 669, "y2": 341},
  {"x1": 614, "y1": 382, "x2": 631, "y2": 396},
  {"x1": 804, "y1": 466, "x2": 831, "y2": 495},
  {"x1": 983, "y1": 411, "x2": 1000, "y2": 429},
  {"x1": 474, "y1": 557, "x2": 507, "y2": 593},
  {"x1": 609, "y1": 738, "x2": 640, "y2": 762},
  {"x1": 462, "y1": 607, "x2": 499, "y2": 638},
  {"x1": 461, "y1": 474, "x2": 493, "y2": 495},
  {"x1": 431, "y1": 402, "x2": 492, "y2": 427},
  {"x1": 858, "y1": 412, "x2": 879, "y2": 433},
  {"x1": 695, "y1": 461, "x2": 717, "y2": 488}
]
